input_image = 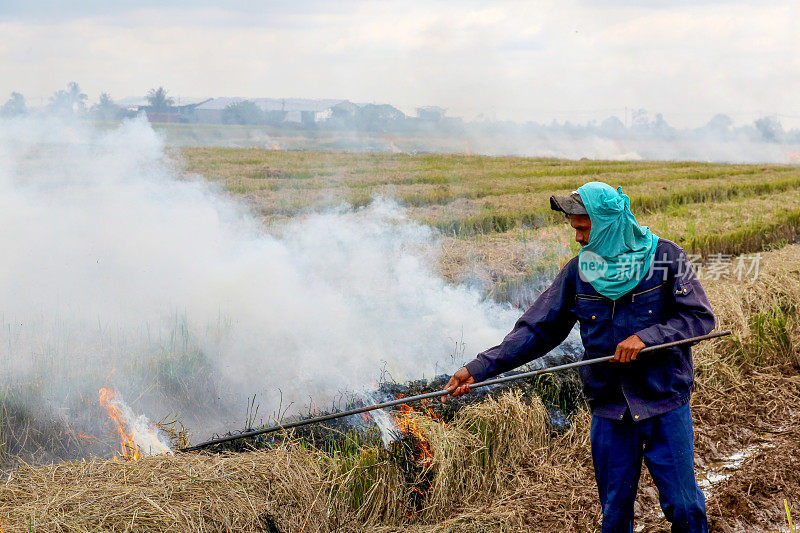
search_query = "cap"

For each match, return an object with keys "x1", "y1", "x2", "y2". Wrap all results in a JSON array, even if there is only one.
[{"x1": 550, "y1": 191, "x2": 587, "y2": 216}]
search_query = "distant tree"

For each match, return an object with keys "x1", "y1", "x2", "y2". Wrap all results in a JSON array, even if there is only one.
[
  {"x1": 329, "y1": 101, "x2": 359, "y2": 126},
  {"x1": 631, "y1": 108, "x2": 649, "y2": 130},
  {"x1": 650, "y1": 113, "x2": 675, "y2": 138},
  {"x1": 91, "y1": 92, "x2": 122, "y2": 120},
  {"x1": 697, "y1": 114, "x2": 733, "y2": 139},
  {"x1": 222, "y1": 100, "x2": 264, "y2": 125},
  {"x1": 49, "y1": 82, "x2": 88, "y2": 114},
  {"x1": 416, "y1": 106, "x2": 446, "y2": 122},
  {"x1": 706, "y1": 114, "x2": 732, "y2": 132},
  {"x1": 146, "y1": 87, "x2": 174, "y2": 110},
  {"x1": 356, "y1": 104, "x2": 406, "y2": 131},
  {"x1": 754, "y1": 116, "x2": 783, "y2": 143},
  {"x1": 600, "y1": 116, "x2": 625, "y2": 135},
  {"x1": 1, "y1": 92, "x2": 27, "y2": 117}
]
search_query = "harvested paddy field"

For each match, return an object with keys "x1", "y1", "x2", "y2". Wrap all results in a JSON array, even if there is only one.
[
  {"x1": 181, "y1": 150, "x2": 800, "y2": 255},
  {"x1": 2, "y1": 147, "x2": 799, "y2": 532},
  {"x1": 182, "y1": 149, "x2": 800, "y2": 300}
]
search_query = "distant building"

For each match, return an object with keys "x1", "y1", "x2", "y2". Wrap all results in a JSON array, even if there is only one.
[
  {"x1": 300, "y1": 111, "x2": 316, "y2": 125},
  {"x1": 138, "y1": 98, "x2": 212, "y2": 123},
  {"x1": 330, "y1": 101, "x2": 359, "y2": 121},
  {"x1": 357, "y1": 104, "x2": 406, "y2": 130},
  {"x1": 194, "y1": 97, "x2": 346, "y2": 125},
  {"x1": 416, "y1": 106, "x2": 446, "y2": 122},
  {"x1": 314, "y1": 108, "x2": 334, "y2": 122},
  {"x1": 130, "y1": 96, "x2": 410, "y2": 128},
  {"x1": 328, "y1": 101, "x2": 407, "y2": 130},
  {"x1": 285, "y1": 110, "x2": 302, "y2": 123}
]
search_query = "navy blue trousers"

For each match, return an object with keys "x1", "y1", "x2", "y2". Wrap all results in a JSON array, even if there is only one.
[{"x1": 590, "y1": 403, "x2": 708, "y2": 533}]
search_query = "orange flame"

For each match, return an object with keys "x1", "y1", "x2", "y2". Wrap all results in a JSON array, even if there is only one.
[
  {"x1": 392, "y1": 400, "x2": 433, "y2": 465},
  {"x1": 418, "y1": 398, "x2": 445, "y2": 424},
  {"x1": 271, "y1": 143, "x2": 282, "y2": 150},
  {"x1": 98, "y1": 388, "x2": 141, "y2": 460}
]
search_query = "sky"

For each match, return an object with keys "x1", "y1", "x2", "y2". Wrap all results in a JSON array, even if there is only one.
[{"x1": 1, "y1": 0, "x2": 798, "y2": 127}]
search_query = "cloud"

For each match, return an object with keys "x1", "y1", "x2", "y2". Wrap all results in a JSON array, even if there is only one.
[{"x1": 0, "y1": 0, "x2": 797, "y2": 127}]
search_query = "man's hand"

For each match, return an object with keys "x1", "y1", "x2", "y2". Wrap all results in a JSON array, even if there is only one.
[
  {"x1": 441, "y1": 367, "x2": 475, "y2": 402},
  {"x1": 612, "y1": 334, "x2": 646, "y2": 363}
]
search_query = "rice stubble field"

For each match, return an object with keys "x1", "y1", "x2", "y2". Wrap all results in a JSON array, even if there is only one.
[{"x1": 1, "y1": 150, "x2": 799, "y2": 532}]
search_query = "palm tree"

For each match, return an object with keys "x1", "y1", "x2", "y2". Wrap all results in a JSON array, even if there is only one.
[
  {"x1": 66, "y1": 82, "x2": 87, "y2": 110},
  {"x1": 49, "y1": 82, "x2": 88, "y2": 114},
  {"x1": 98, "y1": 92, "x2": 113, "y2": 107},
  {"x1": 1, "y1": 92, "x2": 26, "y2": 117},
  {"x1": 91, "y1": 92, "x2": 121, "y2": 120},
  {"x1": 146, "y1": 87, "x2": 174, "y2": 111}
]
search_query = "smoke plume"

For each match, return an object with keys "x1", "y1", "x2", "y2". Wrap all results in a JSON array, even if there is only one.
[{"x1": 0, "y1": 116, "x2": 519, "y2": 443}]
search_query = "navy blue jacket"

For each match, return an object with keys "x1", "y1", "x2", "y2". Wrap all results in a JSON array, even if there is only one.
[{"x1": 465, "y1": 239, "x2": 715, "y2": 421}]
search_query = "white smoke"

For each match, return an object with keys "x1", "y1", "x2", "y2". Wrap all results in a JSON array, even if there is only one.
[
  {"x1": 458, "y1": 134, "x2": 800, "y2": 164},
  {"x1": 155, "y1": 121, "x2": 800, "y2": 164},
  {"x1": 99, "y1": 388, "x2": 172, "y2": 457},
  {"x1": 0, "y1": 116, "x2": 519, "y2": 441}
]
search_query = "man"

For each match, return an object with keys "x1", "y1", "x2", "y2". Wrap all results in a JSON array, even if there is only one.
[{"x1": 443, "y1": 182, "x2": 715, "y2": 533}]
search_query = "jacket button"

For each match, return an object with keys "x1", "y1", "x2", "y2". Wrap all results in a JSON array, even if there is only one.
[
  {"x1": 591, "y1": 315, "x2": 596, "y2": 320},
  {"x1": 634, "y1": 415, "x2": 640, "y2": 420},
  {"x1": 683, "y1": 288, "x2": 688, "y2": 294},
  {"x1": 648, "y1": 309, "x2": 652, "y2": 314}
]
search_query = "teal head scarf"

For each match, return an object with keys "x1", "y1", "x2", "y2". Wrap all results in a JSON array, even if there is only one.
[{"x1": 576, "y1": 182, "x2": 658, "y2": 301}]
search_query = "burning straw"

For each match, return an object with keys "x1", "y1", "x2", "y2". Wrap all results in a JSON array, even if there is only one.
[
  {"x1": 2, "y1": 247, "x2": 797, "y2": 531},
  {"x1": 98, "y1": 388, "x2": 172, "y2": 460},
  {"x1": 0, "y1": 392, "x2": 562, "y2": 531}
]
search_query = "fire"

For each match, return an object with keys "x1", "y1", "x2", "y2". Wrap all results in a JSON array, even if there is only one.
[
  {"x1": 418, "y1": 398, "x2": 445, "y2": 424},
  {"x1": 271, "y1": 143, "x2": 282, "y2": 150},
  {"x1": 98, "y1": 388, "x2": 140, "y2": 460},
  {"x1": 98, "y1": 388, "x2": 171, "y2": 460},
  {"x1": 392, "y1": 397, "x2": 434, "y2": 465}
]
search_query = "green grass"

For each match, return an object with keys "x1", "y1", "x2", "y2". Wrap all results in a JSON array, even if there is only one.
[
  {"x1": 683, "y1": 208, "x2": 800, "y2": 257},
  {"x1": 180, "y1": 146, "x2": 800, "y2": 270},
  {"x1": 629, "y1": 173, "x2": 800, "y2": 214}
]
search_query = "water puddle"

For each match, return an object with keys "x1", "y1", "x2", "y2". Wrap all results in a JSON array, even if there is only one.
[
  {"x1": 698, "y1": 434, "x2": 778, "y2": 497},
  {"x1": 632, "y1": 433, "x2": 779, "y2": 531}
]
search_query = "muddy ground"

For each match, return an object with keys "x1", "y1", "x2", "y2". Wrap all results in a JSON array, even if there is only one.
[{"x1": 631, "y1": 366, "x2": 800, "y2": 532}]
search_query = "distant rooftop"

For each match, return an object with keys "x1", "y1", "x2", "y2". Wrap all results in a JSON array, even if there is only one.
[
  {"x1": 196, "y1": 97, "x2": 347, "y2": 112},
  {"x1": 116, "y1": 96, "x2": 210, "y2": 108}
]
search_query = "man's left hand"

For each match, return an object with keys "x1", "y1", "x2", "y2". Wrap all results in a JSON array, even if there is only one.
[{"x1": 612, "y1": 334, "x2": 645, "y2": 363}]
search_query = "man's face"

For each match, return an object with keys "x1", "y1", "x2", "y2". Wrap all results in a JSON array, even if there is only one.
[{"x1": 569, "y1": 214, "x2": 591, "y2": 246}]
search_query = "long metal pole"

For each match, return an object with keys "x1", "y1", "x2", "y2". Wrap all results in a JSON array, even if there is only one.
[{"x1": 181, "y1": 330, "x2": 731, "y2": 452}]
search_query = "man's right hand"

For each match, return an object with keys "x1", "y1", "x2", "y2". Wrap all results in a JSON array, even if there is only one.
[{"x1": 441, "y1": 367, "x2": 475, "y2": 402}]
